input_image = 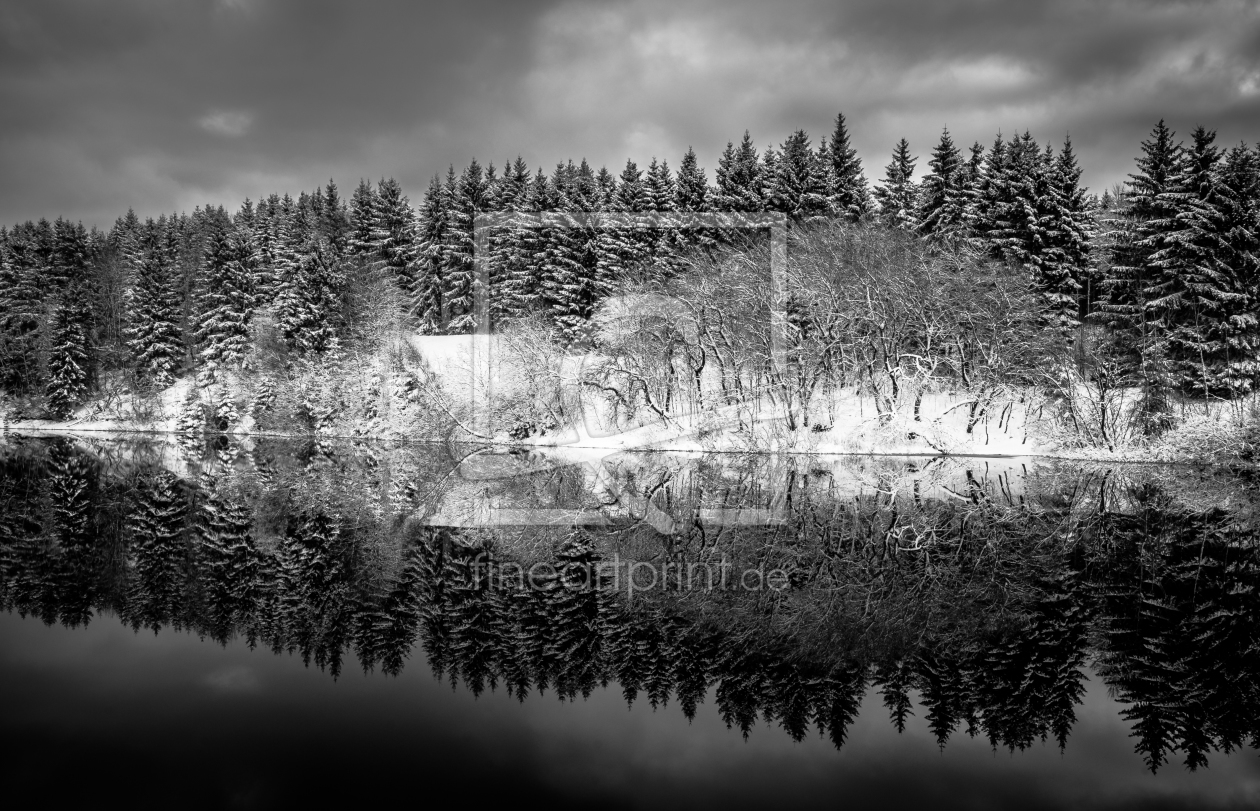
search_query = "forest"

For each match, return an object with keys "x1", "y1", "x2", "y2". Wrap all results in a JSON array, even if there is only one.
[{"x1": 1, "y1": 114, "x2": 1257, "y2": 454}]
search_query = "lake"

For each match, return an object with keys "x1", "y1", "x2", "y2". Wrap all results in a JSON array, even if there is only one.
[{"x1": 2, "y1": 434, "x2": 1259, "y2": 809}]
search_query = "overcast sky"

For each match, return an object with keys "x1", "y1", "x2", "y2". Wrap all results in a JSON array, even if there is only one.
[{"x1": 2, "y1": 0, "x2": 1258, "y2": 229}]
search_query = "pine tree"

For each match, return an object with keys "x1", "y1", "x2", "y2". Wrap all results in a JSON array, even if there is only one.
[
  {"x1": 675, "y1": 146, "x2": 709, "y2": 212},
  {"x1": 767, "y1": 129, "x2": 829, "y2": 222},
  {"x1": 1216, "y1": 143, "x2": 1260, "y2": 390},
  {"x1": 346, "y1": 179, "x2": 378, "y2": 261},
  {"x1": 414, "y1": 174, "x2": 451, "y2": 332},
  {"x1": 372, "y1": 177, "x2": 420, "y2": 310},
  {"x1": 1037, "y1": 136, "x2": 1094, "y2": 331},
  {"x1": 828, "y1": 114, "x2": 873, "y2": 222},
  {"x1": 125, "y1": 217, "x2": 184, "y2": 386},
  {"x1": 712, "y1": 132, "x2": 764, "y2": 212},
  {"x1": 965, "y1": 133, "x2": 1010, "y2": 256},
  {"x1": 45, "y1": 288, "x2": 92, "y2": 418},
  {"x1": 916, "y1": 128, "x2": 967, "y2": 242},
  {"x1": 0, "y1": 228, "x2": 44, "y2": 394},
  {"x1": 1149, "y1": 126, "x2": 1242, "y2": 394},
  {"x1": 196, "y1": 214, "x2": 258, "y2": 368},
  {"x1": 319, "y1": 179, "x2": 350, "y2": 252},
  {"x1": 1098, "y1": 120, "x2": 1184, "y2": 432},
  {"x1": 273, "y1": 209, "x2": 344, "y2": 355},
  {"x1": 445, "y1": 161, "x2": 490, "y2": 333},
  {"x1": 873, "y1": 138, "x2": 919, "y2": 229}
]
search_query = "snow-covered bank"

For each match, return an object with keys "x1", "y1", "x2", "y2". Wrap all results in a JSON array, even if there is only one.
[{"x1": 5, "y1": 332, "x2": 1256, "y2": 466}]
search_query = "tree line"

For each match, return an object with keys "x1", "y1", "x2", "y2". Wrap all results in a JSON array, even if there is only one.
[{"x1": 1, "y1": 114, "x2": 1257, "y2": 419}]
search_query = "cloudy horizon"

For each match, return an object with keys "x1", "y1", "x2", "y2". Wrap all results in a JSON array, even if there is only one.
[{"x1": 2, "y1": 0, "x2": 1258, "y2": 229}]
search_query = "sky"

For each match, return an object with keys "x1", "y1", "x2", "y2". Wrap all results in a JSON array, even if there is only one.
[{"x1": 1, "y1": 0, "x2": 1258, "y2": 230}]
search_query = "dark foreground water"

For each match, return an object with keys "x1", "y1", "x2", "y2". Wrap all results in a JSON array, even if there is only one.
[{"x1": 2, "y1": 436, "x2": 1259, "y2": 809}]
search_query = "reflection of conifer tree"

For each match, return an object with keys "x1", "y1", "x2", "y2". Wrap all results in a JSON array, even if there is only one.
[
  {"x1": 194, "y1": 477, "x2": 262, "y2": 645},
  {"x1": 46, "y1": 441, "x2": 101, "y2": 627},
  {"x1": 124, "y1": 470, "x2": 190, "y2": 633},
  {"x1": 1094, "y1": 495, "x2": 1260, "y2": 772},
  {"x1": 875, "y1": 659, "x2": 916, "y2": 733}
]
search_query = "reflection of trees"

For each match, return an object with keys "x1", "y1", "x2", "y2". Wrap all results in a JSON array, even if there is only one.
[
  {"x1": 0, "y1": 439, "x2": 1258, "y2": 769},
  {"x1": 1091, "y1": 488, "x2": 1260, "y2": 772}
]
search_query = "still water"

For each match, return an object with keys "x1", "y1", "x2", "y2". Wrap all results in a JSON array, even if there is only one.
[{"x1": 2, "y1": 435, "x2": 1259, "y2": 809}]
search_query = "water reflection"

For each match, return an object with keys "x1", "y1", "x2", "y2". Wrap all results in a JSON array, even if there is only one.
[{"x1": 1, "y1": 436, "x2": 1258, "y2": 773}]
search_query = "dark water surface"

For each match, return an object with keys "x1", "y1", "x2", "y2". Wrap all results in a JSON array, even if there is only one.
[{"x1": 2, "y1": 435, "x2": 1259, "y2": 809}]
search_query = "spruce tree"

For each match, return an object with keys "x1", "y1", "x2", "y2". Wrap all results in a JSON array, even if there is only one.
[
  {"x1": 712, "y1": 132, "x2": 764, "y2": 212},
  {"x1": 828, "y1": 112, "x2": 872, "y2": 221},
  {"x1": 873, "y1": 138, "x2": 919, "y2": 229},
  {"x1": 1099, "y1": 120, "x2": 1184, "y2": 431},
  {"x1": 675, "y1": 146, "x2": 709, "y2": 212},
  {"x1": 45, "y1": 289, "x2": 92, "y2": 418},
  {"x1": 916, "y1": 127, "x2": 967, "y2": 243},
  {"x1": 125, "y1": 218, "x2": 184, "y2": 387},
  {"x1": 1150, "y1": 126, "x2": 1240, "y2": 394},
  {"x1": 415, "y1": 173, "x2": 451, "y2": 332},
  {"x1": 346, "y1": 179, "x2": 378, "y2": 261},
  {"x1": 768, "y1": 129, "x2": 829, "y2": 222},
  {"x1": 1216, "y1": 143, "x2": 1260, "y2": 391},
  {"x1": 445, "y1": 161, "x2": 489, "y2": 333},
  {"x1": 0, "y1": 228, "x2": 44, "y2": 394},
  {"x1": 196, "y1": 214, "x2": 258, "y2": 368}
]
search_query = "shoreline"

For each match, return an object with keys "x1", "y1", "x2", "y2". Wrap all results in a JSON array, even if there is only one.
[{"x1": 3, "y1": 421, "x2": 1252, "y2": 467}]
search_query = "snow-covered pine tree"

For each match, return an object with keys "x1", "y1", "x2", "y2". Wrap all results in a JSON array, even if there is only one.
[
  {"x1": 196, "y1": 213, "x2": 258, "y2": 369},
  {"x1": 45, "y1": 287, "x2": 92, "y2": 418},
  {"x1": 1097, "y1": 120, "x2": 1184, "y2": 431},
  {"x1": 965, "y1": 133, "x2": 1010, "y2": 257},
  {"x1": 1148, "y1": 126, "x2": 1239, "y2": 394},
  {"x1": 645, "y1": 157, "x2": 683, "y2": 272},
  {"x1": 275, "y1": 237, "x2": 345, "y2": 355},
  {"x1": 872, "y1": 138, "x2": 919, "y2": 230},
  {"x1": 712, "y1": 132, "x2": 764, "y2": 212},
  {"x1": 445, "y1": 161, "x2": 490, "y2": 333},
  {"x1": 414, "y1": 173, "x2": 450, "y2": 332},
  {"x1": 828, "y1": 113, "x2": 872, "y2": 221},
  {"x1": 676, "y1": 146, "x2": 709, "y2": 212},
  {"x1": 768, "y1": 129, "x2": 829, "y2": 222},
  {"x1": 346, "y1": 179, "x2": 378, "y2": 261},
  {"x1": 1216, "y1": 142, "x2": 1260, "y2": 391},
  {"x1": 916, "y1": 127, "x2": 967, "y2": 243},
  {"x1": 1038, "y1": 136, "x2": 1094, "y2": 331},
  {"x1": 0, "y1": 227, "x2": 45, "y2": 394},
  {"x1": 592, "y1": 159, "x2": 651, "y2": 293},
  {"x1": 319, "y1": 179, "x2": 350, "y2": 253},
  {"x1": 372, "y1": 177, "x2": 420, "y2": 309},
  {"x1": 125, "y1": 217, "x2": 184, "y2": 387},
  {"x1": 487, "y1": 156, "x2": 533, "y2": 322}
]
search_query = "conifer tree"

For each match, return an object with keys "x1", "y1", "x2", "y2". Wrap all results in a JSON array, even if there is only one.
[
  {"x1": 45, "y1": 289, "x2": 92, "y2": 417},
  {"x1": 0, "y1": 229, "x2": 44, "y2": 393},
  {"x1": 828, "y1": 113, "x2": 872, "y2": 221},
  {"x1": 372, "y1": 177, "x2": 420, "y2": 305},
  {"x1": 768, "y1": 129, "x2": 829, "y2": 221},
  {"x1": 1099, "y1": 120, "x2": 1184, "y2": 431},
  {"x1": 916, "y1": 128, "x2": 967, "y2": 242},
  {"x1": 445, "y1": 161, "x2": 490, "y2": 333},
  {"x1": 1216, "y1": 143, "x2": 1260, "y2": 390},
  {"x1": 675, "y1": 146, "x2": 709, "y2": 212},
  {"x1": 712, "y1": 132, "x2": 764, "y2": 212},
  {"x1": 346, "y1": 179, "x2": 378, "y2": 261},
  {"x1": 873, "y1": 138, "x2": 919, "y2": 229},
  {"x1": 414, "y1": 174, "x2": 451, "y2": 332},
  {"x1": 196, "y1": 214, "x2": 258, "y2": 368},
  {"x1": 125, "y1": 218, "x2": 184, "y2": 387},
  {"x1": 1149, "y1": 126, "x2": 1241, "y2": 394}
]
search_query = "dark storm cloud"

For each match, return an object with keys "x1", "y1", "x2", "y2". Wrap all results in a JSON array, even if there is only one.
[{"x1": 1, "y1": 0, "x2": 1258, "y2": 228}]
